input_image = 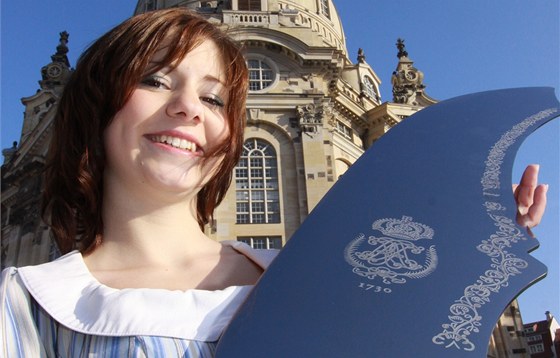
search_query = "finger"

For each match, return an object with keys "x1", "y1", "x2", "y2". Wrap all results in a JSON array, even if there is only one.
[
  {"x1": 516, "y1": 164, "x2": 540, "y2": 215},
  {"x1": 527, "y1": 184, "x2": 548, "y2": 227},
  {"x1": 512, "y1": 183, "x2": 520, "y2": 200},
  {"x1": 518, "y1": 184, "x2": 548, "y2": 228},
  {"x1": 519, "y1": 164, "x2": 539, "y2": 187}
]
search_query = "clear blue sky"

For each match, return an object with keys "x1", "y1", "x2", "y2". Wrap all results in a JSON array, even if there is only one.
[{"x1": 1, "y1": 1, "x2": 558, "y2": 324}]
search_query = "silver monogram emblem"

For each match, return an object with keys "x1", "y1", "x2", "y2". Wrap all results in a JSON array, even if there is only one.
[{"x1": 345, "y1": 216, "x2": 438, "y2": 286}]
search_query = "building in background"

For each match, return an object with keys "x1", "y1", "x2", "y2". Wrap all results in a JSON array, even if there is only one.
[
  {"x1": 1, "y1": 32, "x2": 72, "y2": 267},
  {"x1": 523, "y1": 311, "x2": 560, "y2": 357},
  {"x1": 0, "y1": 0, "x2": 534, "y2": 356},
  {"x1": 132, "y1": 0, "x2": 435, "y2": 248},
  {"x1": 2, "y1": 0, "x2": 438, "y2": 266},
  {"x1": 488, "y1": 301, "x2": 532, "y2": 358}
]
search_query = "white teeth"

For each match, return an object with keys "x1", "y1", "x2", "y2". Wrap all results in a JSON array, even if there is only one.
[{"x1": 154, "y1": 135, "x2": 197, "y2": 152}]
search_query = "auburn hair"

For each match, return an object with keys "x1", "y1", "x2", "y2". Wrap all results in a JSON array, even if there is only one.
[{"x1": 42, "y1": 8, "x2": 248, "y2": 254}]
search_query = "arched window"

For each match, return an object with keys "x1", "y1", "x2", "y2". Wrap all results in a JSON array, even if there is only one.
[
  {"x1": 363, "y1": 76, "x2": 378, "y2": 100},
  {"x1": 248, "y1": 59, "x2": 274, "y2": 91},
  {"x1": 235, "y1": 138, "x2": 280, "y2": 224},
  {"x1": 238, "y1": 0, "x2": 261, "y2": 11}
]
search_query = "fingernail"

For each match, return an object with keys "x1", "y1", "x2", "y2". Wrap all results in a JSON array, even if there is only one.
[{"x1": 518, "y1": 205, "x2": 529, "y2": 215}]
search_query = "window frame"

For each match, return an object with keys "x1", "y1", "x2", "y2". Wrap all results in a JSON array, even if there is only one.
[
  {"x1": 235, "y1": 138, "x2": 281, "y2": 224},
  {"x1": 335, "y1": 120, "x2": 353, "y2": 141},
  {"x1": 362, "y1": 75, "x2": 379, "y2": 101},
  {"x1": 529, "y1": 343, "x2": 545, "y2": 354},
  {"x1": 318, "y1": 0, "x2": 330, "y2": 18},
  {"x1": 238, "y1": 0, "x2": 262, "y2": 11},
  {"x1": 247, "y1": 57, "x2": 277, "y2": 92},
  {"x1": 238, "y1": 236, "x2": 282, "y2": 249}
]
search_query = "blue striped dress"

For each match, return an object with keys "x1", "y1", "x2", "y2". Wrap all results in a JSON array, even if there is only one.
[{"x1": 0, "y1": 242, "x2": 277, "y2": 357}]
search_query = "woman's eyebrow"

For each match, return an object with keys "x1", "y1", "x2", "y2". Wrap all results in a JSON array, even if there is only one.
[
  {"x1": 144, "y1": 63, "x2": 227, "y2": 87},
  {"x1": 204, "y1": 74, "x2": 227, "y2": 87}
]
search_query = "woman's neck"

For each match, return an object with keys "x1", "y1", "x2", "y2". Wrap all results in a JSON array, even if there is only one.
[
  {"x1": 91, "y1": 184, "x2": 216, "y2": 268},
  {"x1": 83, "y1": 188, "x2": 265, "y2": 291}
]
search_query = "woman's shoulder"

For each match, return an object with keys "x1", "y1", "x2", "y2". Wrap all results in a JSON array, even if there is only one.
[
  {"x1": 221, "y1": 240, "x2": 279, "y2": 270},
  {"x1": 1, "y1": 265, "x2": 20, "y2": 282},
  {"x1": 0, "y1": 266, "x2": 46, "y2": 357},
  {"x1": 1, "y1": 251, "x2": 82, "y2": 299},
  {"x1": 1, "y1": 265, "x2": 29, "y2": 295},
  {"x1": 3, "y1": 247, "x2": 267, "y2": 341},
  {"x1": 15, "y1": 251, "x2": 89, "y2": 302},
  {"x1": 0, "y1": 243, "x2": 280, "y2": 342}
]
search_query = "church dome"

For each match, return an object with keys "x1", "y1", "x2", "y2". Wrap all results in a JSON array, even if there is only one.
[
  {"x1": 274, "y1": 0, "x2": 346, "y2": 51},
  {"x1": 135, "y1": 0, "x2": 347, "y2": 54}
]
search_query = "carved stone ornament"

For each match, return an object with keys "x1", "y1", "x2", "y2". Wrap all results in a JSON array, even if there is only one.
[
  {"x1": 296, "y1": 104, "x2": 324, "y2": 134},
  {"x1": 40, "y1": 31, "x2": 71, "y2": 89},
  {"x1": 357, "y1": 48, "x2": 366, "y2": 64},
  {"x1": 46, "y1": 63, "x2": 63, "y2": 79},
  {"x1": 391, "y1": 38, "x2": 426, "y2": 105}
]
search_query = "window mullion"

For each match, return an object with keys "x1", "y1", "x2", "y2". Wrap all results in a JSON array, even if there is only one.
[{"x1": 248, "y1": 153, "x2": 253, "y2": 223}]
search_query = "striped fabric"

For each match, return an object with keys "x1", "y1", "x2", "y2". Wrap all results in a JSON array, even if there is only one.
[
  {"x1": 1, "y1": 268, "x2": 46, "y2": 357},
  {"x1": 1, "y1": 267, "x2": 217, "y2": 358},
  {"x1": 30, "y1": 297, "x2": 218, "y2": 357},
  {"x1": 1, "y1": 243, "x2": 278, "y2": 357}
]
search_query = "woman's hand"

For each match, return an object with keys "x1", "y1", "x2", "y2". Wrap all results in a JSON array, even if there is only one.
[{"x1": 513, "y1": 164, "x2": 548, "y2": 228}]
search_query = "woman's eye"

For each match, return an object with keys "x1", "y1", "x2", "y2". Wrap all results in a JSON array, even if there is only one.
[
  {"x1": 201, "y1": 96, "x2": 225, "y2": 109},
  {"x1": 140, "y1": 75, "x2": 169, "y2": 90}
]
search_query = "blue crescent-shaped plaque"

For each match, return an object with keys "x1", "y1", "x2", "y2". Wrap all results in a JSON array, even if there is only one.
[{"x1": 216, "y1": 87, "x2": 559, "y2": 357}]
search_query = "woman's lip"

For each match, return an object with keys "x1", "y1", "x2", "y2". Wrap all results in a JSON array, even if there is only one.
[
  {"x1": 145, "y1": 133, "x2": 203, "y2": 154},
  {"x1": 148, "y1": 130, "x2": 202, "y2": 148}
]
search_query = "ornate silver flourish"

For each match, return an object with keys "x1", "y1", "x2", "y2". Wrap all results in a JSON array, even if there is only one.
[
  {"x1": 481, "y1": 109, "x2": 557, "y2": 193},
  {"x1": 432, "y1": 108, "x2": 558, "y2": 351},
  {"x1": 345, "y1": 216, "x2": 438, "y2": 286}
]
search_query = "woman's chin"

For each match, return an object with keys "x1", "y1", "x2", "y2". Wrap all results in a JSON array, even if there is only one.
[{"x1": 144, "y1": 175, "x2": 205, "y2": 197}]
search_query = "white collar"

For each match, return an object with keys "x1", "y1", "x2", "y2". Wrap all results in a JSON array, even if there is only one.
[{"x1": 17, "y1": 241, "x2": 277, "y2": 341}]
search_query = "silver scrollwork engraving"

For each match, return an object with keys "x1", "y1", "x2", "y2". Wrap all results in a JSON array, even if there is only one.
[
  {"x1": 432, "y1": 108, "x2": 558, "y2": 351},
  {"x1": 345, "y1": 216, "x2": 438, "y2": 289}
]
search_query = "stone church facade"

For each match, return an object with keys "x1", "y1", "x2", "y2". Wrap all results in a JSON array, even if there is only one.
[
  {"x1": 1, "y1": 1, "x2": 528, "y2": 356},
  {"x1": 131, "y1": 0, "x2": 436, "y2": 249},
  {"x1": 1, "y1": 31, "x2": 72, "y2": 267}
]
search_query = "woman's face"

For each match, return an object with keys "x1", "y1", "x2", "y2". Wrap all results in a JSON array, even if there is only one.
[{"x1": 103, "y1": 40, "x2": 230, "y2": 200}]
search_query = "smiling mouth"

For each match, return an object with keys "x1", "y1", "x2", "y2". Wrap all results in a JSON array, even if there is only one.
[{"x1": 151, "y1": 135, "x2": 199, "y2": 153}]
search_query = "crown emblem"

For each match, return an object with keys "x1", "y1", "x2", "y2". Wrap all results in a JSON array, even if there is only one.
[
  {"x1": 372, "y1": 216, "x2": 434, "y2": 241},
  {"x1": 345, "y1": 215, "x2": 438, "y2": 286}
]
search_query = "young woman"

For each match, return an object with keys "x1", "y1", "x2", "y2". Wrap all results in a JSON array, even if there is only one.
[
  {"x1": 0, "y1": 8, "x2": 547, "y2": 358},
  {"x1": 1, "y1": 8, "x2": 276, "y2": 357}
]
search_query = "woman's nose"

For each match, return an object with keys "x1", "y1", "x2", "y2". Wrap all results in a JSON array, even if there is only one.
[{"x1": 166, "y1": 88, "x2": 204, "y2": 123}]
